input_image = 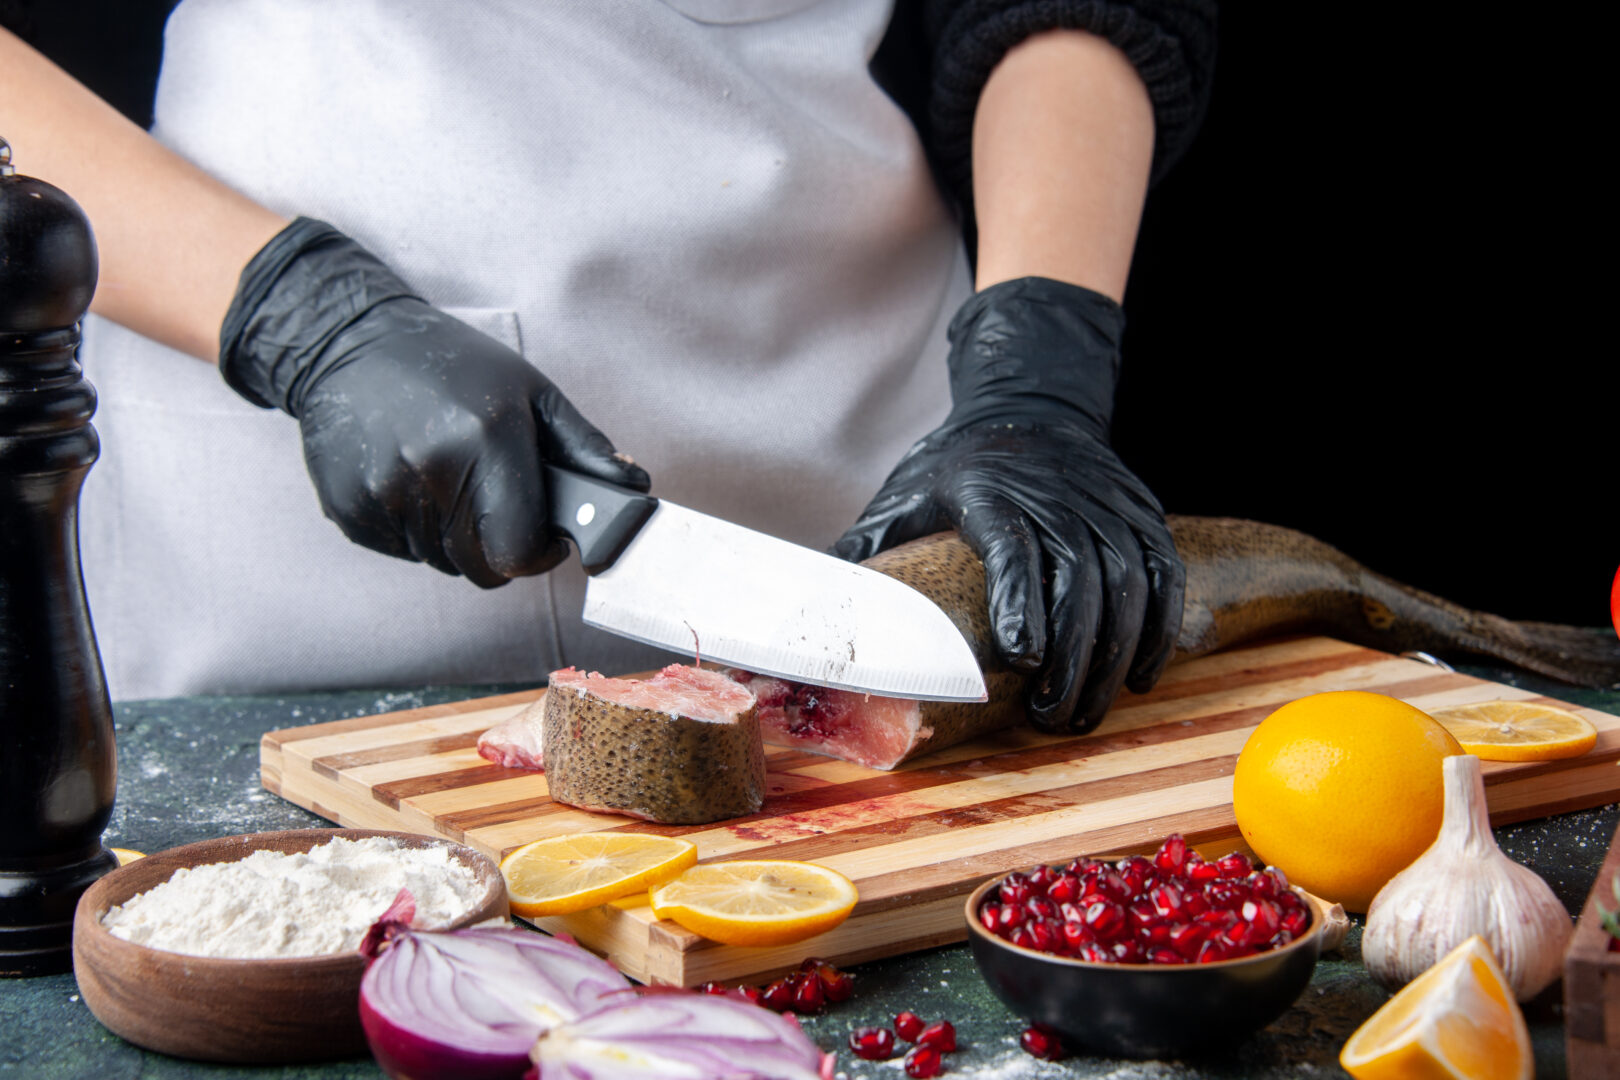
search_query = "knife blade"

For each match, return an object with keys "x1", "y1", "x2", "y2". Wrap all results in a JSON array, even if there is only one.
[{"x1": 544, "y1": 464, "x2": 988, "y2": 702}]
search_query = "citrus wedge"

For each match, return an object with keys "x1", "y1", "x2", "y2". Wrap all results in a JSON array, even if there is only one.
[
  {"x1": 648, "y1": 860, "x2": 858, "y2": 946},
  {"x1": 1341, "y1": 935, "x2": 1530, "y2": 1080},
  {"x1": 500, "y1": 832, "x2": 697, "y2": 918},
  {"x1": 1429, "y1": 699, "x2": 1597, "y2": 761}
]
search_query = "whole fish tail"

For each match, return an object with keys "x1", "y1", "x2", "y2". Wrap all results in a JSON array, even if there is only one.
[{"x1": 1170, "y1": 516, "x2": 1620, "y2": 690}]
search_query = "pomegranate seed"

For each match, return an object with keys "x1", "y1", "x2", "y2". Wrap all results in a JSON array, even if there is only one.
[
  {"x1": 734, "y1": 985, "x2": 763, "y2": 1006},
  {"x1": 1277, "y1": 887, "x2": 1305, "y2": 910},
  {"x1": 995, "y1": 904, "x2": 1025, "y2": 933},
  {"x1": 848, "y1": 1027, "x2": 896, "y2": 1060},
  {"x1": 1271, "y1": 929, "x2": 1295, "y2": 948},
  {"x1": 792, "y1": 973, "x2": 824, "y2": 1012},
  {"x1": 816, "y1": 963, "x2": 855, "y2": 1002},
  {"x1": 1084, "y1": 900, "x2": 1126, "y2": 939},
  {"x1": 1154, "y1": 833, "x2": 1188, "y2": 874},
  {"x1": 1150, "y1": 883, "x2": 1184, "y2": 919},
  {"x1": 894, "y1": 1011, "x2": 926, "y2": 1042},
  {"x1": 1127, "y1": 899, "x2": 1158, "y2": 931},
  {"x1": 1196, "y1": 908, "x2": 1237, "y2": 928},
  {"x1": 1097, "y1": 867, "x2": 1132, "y2": 902},
  {"x1": 917, "y1": 1020, "x2": 956, "y2": 1052},
  {"x1": 998, "y1": 873, "x2": 1033, "y2": 906},
  {"x1": 1020, "y1": 1025, "x2": 1066, "y2": 1060},
  {"x1": 1027, "y1": 864, "x2": 1059, "y2": 893},
  {"x1": 1061, "y1": 921, "x2": 1095, "y2": 951},
  {"x1": 1111, "y1": 939, "x2": 1144, "y2": 963},
  {"x1": 1046, "y1": 873, "x2": 1081, "y2": 904},
  {"x1": 1187, "y1": 859, "x2": 1222, "y2": 884},
  {"x1": 1076, "y1": 941, "x2": 1113, "y2": 964},
  {"x1": 1027, "y1": 919, "x2": 1059, "y2": 953},
  {"x1": 1059, "y1": 901, "x2": 1086, "y2": 924},
  {"x1": 1149, "y1": 946, "x2": 1185, "y2": 964},
  {"x1": 1242, "y1": 899, "x2": 1281, "y2": 945},
  {"x1": 1066, "y1": 856, "x2": 1103, "y2": 876},
  {"x1": 799, "y1": 956, "x2": 829, "y2": 972},
  {"x1": 1169, "y1": 921, "x2": 1207, "y2": 958},
  {"x1": 1117, "y1": 855, "x2": 1155, "y2": 894},
  {"x1": 1268, "y1": 865, "x2": 1291, "y2": 890},
  {"x1": 1218, "y1": 920, "x2": 1249, "y2": 951},
  {"x1": 904, "y1": 1044, "x2": 943, "y2": 1078},
  {"x1": 1025, "y1": 896, "x2": 1059, "y2": 921},
  {"x1": 700, "y1": 980, "x2": 729, "y2": 995},
  {"x1": 1205, "y1": 880, "x2": 1250, "y2": 910},
  {"x1": 1281, "y1": 906, "x2": 1310, "y2": 937},
  {"x1": 1009, "y1": 925, "x2": 1038, "y2": 950},
  {"x1": 1248, "y1": 870, "x2": 1281, "y2": 900},
  {"x1": 978, "y1": 902, "x2": 1000, "y2": 932},
  {"x1": 1217, "y1": 852, "x2": 1252, "y2": 878},
  {"x1": 761, "y1": 978, "x2": 796, "y2": 1011},
  {"x1": 1138, "y1": 921, "x2": 1172, "y2": 947},
  {"x1": 1182, "y1": 890, "x2": 1210, "y2": 916},
  {"x1": 1195, "y1": 938, "x2": 1230, "y2": 963}
]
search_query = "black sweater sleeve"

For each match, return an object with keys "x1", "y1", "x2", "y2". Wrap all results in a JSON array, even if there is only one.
[{"x1": 875, "y1": 0, "x2": 1217, "y2": 220}]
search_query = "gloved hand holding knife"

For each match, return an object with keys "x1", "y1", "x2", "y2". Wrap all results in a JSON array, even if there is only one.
[{"x1": 218, "y1": 216, "x2": 650, "y2": 588}]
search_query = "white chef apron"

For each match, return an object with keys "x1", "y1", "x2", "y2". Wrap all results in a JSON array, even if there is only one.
[{"x1": 79, "y1": 0, "x2": 971, "y2": 701}]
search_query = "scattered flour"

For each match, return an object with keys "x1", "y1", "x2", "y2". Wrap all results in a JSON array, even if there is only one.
[{"x1": 101, "y1": 836, "x2": 484, "y2": 959}]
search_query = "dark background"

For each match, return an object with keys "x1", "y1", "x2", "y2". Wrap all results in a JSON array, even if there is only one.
[{"x1": 5, "y1": 1, "x2": 1612, "y2": 627}]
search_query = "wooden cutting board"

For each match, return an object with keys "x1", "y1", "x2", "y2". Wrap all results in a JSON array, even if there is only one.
[{"x1": 260, "y1": 636, "x2": 1620, "y2": 986}]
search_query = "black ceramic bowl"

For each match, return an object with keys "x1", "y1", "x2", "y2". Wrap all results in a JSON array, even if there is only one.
[{"x1": 964, "y1": 869, "x2": 1325, "y2": 1059}]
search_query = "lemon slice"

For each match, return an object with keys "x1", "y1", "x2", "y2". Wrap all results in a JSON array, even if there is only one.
[
  {"x1": 1341, "y1": 935, "x2": 1531, "y2": 1080},
  {"x1": 500, "y1": 832, "x2": 698, "y2": 918},
  {"x1": 648, "y1": 860, "x2": 858, "y2": 947},
  {"x1": 1429, "y1": 700, "x2": 1597, "y2": 761}
]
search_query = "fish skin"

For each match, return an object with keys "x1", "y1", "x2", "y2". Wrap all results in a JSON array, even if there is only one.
[
  {"x1": 755, "y1": 519, "x2": 1620, "y2": 769},
  {"x1": 540, "y1": 666, "x2": 766, "y2": 824}
]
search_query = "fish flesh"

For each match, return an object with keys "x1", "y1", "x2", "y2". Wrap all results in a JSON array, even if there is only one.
[
  {"x1": 744, "y1": 519, "x2": 1620, "y2": 769},
  {"x1": 491, "y1": 665, "x2": 766, "y2": 824}
]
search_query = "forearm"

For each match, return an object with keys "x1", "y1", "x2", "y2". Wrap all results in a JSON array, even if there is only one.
[
  {"x1": 971, "y1": 29, "x2": 1155, "y2": 301},
  {"x1": 0, "y1": 27, "x2": 286, "y2": 361}
]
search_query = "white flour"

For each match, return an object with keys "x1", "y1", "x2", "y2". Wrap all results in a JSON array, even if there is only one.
[{"x1": 101, "y1": 836, "x2": 485, "y2": 958}]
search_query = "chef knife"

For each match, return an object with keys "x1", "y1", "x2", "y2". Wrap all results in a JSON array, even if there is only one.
[{"x1": 543, "y1": 464, "x2": 988, "y2": 702}]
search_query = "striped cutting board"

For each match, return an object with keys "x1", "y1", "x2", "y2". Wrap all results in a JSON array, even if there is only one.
[{"x1": 260, "y1": 636, "x2": 1620, "y2": 986}]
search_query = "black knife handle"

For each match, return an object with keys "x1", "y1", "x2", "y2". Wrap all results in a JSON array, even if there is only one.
[{"x1": 543, "y1": 464, "x2": 659, "y2": 574}]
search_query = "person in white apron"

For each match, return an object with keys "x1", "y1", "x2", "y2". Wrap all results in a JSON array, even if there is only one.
[{"x1": 0, "y1": 0, "x2": 1216, "y2": 733}]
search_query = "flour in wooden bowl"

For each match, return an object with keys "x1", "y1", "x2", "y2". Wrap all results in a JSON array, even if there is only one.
[{"x1": 100, "y1": 836, "x2": 485, "y2": 958}]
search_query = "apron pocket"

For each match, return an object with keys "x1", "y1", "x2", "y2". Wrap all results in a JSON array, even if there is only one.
[{"x1": 655, "y1": 0, "x2": 829, "y2": 25}]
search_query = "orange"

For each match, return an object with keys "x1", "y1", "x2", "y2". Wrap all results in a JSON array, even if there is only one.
[
  {"x1": 648, "y1": 860, "x2": 858, "y2": 946},
  {"x1": 1428, "y1": 699, "x2": 1597, "y2": 762},
  {"x1": 500, "y1": 832, "x2": 697, "y2": 918},
  {"x1": 1232, "y1": 691, "x2": 1462, "y2": 912},
  {"x1": 1340, "y1": 935, "x2": 1530, "y2": 1080}
]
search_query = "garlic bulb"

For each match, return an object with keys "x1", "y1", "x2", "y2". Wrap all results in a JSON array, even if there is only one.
[{"x1": 1362, "y1": 753, "x2": 1571, "y2": 1001}]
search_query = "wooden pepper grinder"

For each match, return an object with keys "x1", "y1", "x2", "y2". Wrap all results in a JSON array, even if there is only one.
[{"x1": 0, "y1": 137, "x2": 118, "y2": 976}]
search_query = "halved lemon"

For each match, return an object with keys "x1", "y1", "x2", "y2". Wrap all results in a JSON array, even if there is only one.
[
  {"x1": 648, "y1": 860, "x2": 858, "y2": 947},
  {"x1": 500, "y1": 832, "x2": 697, "y2": 918},
  {"x1": 1341, "y1": 935, "x2": 1531, "y2": 1080},
  {"x1": 1429, "y1": 699, "x2": 1597, "y2": 761}
]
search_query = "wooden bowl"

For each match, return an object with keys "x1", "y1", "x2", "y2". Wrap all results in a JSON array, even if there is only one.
[
  {"x1": 72, "y1": 828, "x2": 507, "y2": 1064},
  {"x1": 964, "y1": 865, "x2": 1328, "y2": 1059}
]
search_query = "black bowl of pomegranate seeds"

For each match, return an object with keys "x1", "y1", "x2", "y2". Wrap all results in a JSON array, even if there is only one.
[{"x1": 964, "y1": 834, "x2": 1325, "y2": 1059}]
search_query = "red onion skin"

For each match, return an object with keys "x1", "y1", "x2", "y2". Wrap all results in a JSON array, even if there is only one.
[
  {"x1": 361, "y1": 993, "x2": 532, "y2": 1080},
  {"x1": 359, "y1": 925, "x2": 631, "y2": 1080}
]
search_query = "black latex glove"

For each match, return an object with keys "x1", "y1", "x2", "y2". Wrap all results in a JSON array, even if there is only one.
[
  {"x1": 834, "y1": 277, "x2": 1184, "y2": 732},
  {"x1": 219, "y1": 217, "x2": 648, "y2": 587}
]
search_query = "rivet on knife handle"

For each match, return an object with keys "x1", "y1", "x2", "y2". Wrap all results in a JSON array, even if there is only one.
[{"x1": 543, "y1": 464, "x2": 658, "y2": 574}]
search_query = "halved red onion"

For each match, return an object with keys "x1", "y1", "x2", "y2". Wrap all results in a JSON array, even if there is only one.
[
  {"x1": 360, "y1": 924, "x2": 631, "y2": 1080},
  {"x1": 530, "y1": 993, "x2": 834, "y2": 1079}
]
